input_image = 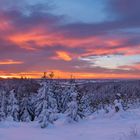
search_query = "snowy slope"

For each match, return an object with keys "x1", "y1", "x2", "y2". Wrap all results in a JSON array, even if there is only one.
[{"x1": 1, "y1": 109, "x2": 140, "y2": 140}]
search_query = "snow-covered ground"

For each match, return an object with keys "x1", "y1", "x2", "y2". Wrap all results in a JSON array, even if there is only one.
[{"x1": 1, "y1": 108, "x2": 140, "y2": 140}]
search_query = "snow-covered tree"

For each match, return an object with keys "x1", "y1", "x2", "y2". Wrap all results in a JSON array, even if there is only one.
[
  {"x1": 79, "y1": 93, "x2": 92, "y2": 116},
  {"x1": 61, "y1": 86, "x2": 71, "y2": 113},
  {"x1": 38, "y1": 100, "x2": 50, "y2": 128},
  {"x1": 35, "y1": 80, "x2": 58, "y2": 128},
  {"x1": 7, "y1": 89, "x2": 19, "y2": 121},
  {"x1": 114, "y1": 93, "x2": 123, "y2": 112},
  {"x1": 0, "y1": 90, "x2": 6, "y2": 121},
  {"x1": 53, "y1": 84, "x2": 63, "y2": 113},
  {"x1": 19, "y1": 96, "x2": 32, "y2": 122},
  {"x1": 66, "y1": 84, "x2": 80, "y2": 123}
]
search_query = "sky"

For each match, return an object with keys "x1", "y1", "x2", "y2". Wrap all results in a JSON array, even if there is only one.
[{"x1": 0, "y1": 0, "x2": 140, "y2": 79}]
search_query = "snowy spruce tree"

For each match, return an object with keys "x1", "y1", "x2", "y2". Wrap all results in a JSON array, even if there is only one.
[
  {"x1": 61, "y1": 86, "x2": 71, "y2": 113},
  {"x1": 53, "y1": 83, "x2": 63, "y2": 113},
  {"x1": 79, "y1": 93, "x2": 92, "y2": 116},
  {"x1": 35, "y1": 80, "x2": 58, "y2": 128},
  {"x1": 19, "y1": 96, "x2": 32, "y2": 122},
  {"x1": 7, "y1": 89, "x2": 19, "y2": 121},
  {"x1": 0, "y1": 89, "x2": 6, "y2": 121},
  {"x1": 66, "y1": 84, "x2": 80, "y2": 123}
]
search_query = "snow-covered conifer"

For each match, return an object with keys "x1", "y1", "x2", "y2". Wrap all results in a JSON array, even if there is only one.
[
  {"x1": 114, "y1": 93, "x2": 123, "y2": 112},
  {"x1": 66, "y1": 84, "x2": 80, "y2": 122},
  {"x1": 0, "y1": 90, "x2": 6, "y2": 121},
  {"x1": 19, "y1": 96, "x2": 32, "y2": 122},
  {"x1": 79, "y1": 93, "x2": 92, "y2": 116},
  {"x1": 35, "y1": 80, "x2": 58, "y2": 128},
  {"x1": 7, "y1": 89, "x2": 19, "y2": 121}
]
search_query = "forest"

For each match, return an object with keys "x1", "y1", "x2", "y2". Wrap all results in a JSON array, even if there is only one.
[{"x1": 0, "y1": 78, "x2": 140, "y2": 128}]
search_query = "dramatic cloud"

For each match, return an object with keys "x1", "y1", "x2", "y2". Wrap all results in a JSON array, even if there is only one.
[{"x1": 0, "y1": 0, "x2": 139, "y2": 78}]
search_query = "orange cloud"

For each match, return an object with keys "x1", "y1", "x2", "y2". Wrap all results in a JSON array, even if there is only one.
[
  {"x1": 55, "y1": 51, "x2": 72, "y2": 61},
  {"x1": 8, "y1": 28, "x2": 138, "y2": 57},
  {"x1": 0, "y1": 59, "x2": 23, "y2": 65},
  {"x1": 2, "y1": 20, "x2": 138, "y2": 58},
  {"x1": 8, "y1": 27, "x2": 65, "y2": 50}
]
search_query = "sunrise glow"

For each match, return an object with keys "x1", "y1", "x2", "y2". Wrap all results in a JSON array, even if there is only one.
[{"x1": 0, "y1": 0, "x2": 139, "y2": 79}]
